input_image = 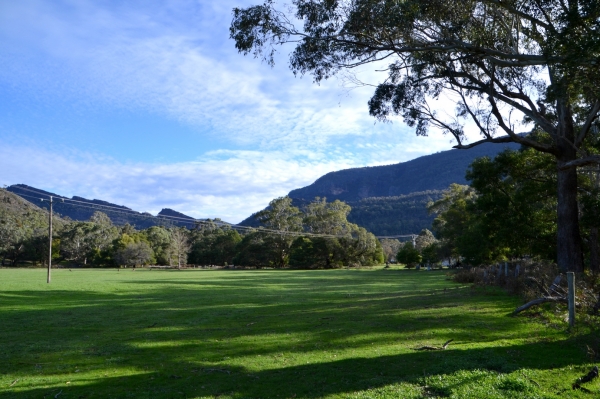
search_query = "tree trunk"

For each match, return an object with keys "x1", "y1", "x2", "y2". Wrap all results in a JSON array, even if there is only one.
[
  {"x1": 590, "y1": 227, "x2": 599, "y2": 274},
  {"x1": 556, "y1": 100, "x2": 584, "y2": 273}
]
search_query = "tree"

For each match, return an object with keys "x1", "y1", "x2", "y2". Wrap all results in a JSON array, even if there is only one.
[
  {"x1": 231, "y1": 0, "x2": 600, "y2": 272},
  {"x1": 0, "y1": 208, "x2": 30, "y2": 266},
  {"x1": 60, "y1": 213, "x2": 119, "y2": 266},
  {"x1": 232, "y1": 231, "x2": 275, "y2": 268},
  {"x1": 396, "y1": 241, "x2": 422, "y2": 268},
  {"x1": 145, "y1": 226, "x2": 173, "y2": 265},
  {"x1": 429, "y1": 147, "x2": 561, "y2": 265},
  {"x1": 303, "y1": 197, "x2": 352, "y2": 235},
  {"x1": 114, "y1": 241, "x2": 154, "y2": 267},
  {"x1": 421, "y1": 242, "x2": 441, "y2": 266},
  {"x1": 466, "y1": 147, "x2": 557, "y2": 261},
  {"x1": 415, "y1": 229, "x2": 438, "y2": 252},
  {"x1": 168, "y1": 227, "x2": 191, "y2": 269},
  {"x1": 255, "y1": 197, "x2": 303, "y2": 267},
  {"x1": 60, "y1": 222, "x2": 95, "y2": 265},
  {"x1": 380, "y1": 238, "x2": 402, "y2": 262},
  {"x1": 189, "y1": 225, "x2": 242, "y2": 266},
  {"x1": 337, "y1": 225, "x2": 384, "y2": 266},
  {"x1": 289, "y1": 236, "x2": 337, "y2": 268}
]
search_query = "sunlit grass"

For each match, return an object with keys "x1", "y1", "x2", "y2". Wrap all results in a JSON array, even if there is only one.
[{"x1": 0, "y1": 267, "x2": 598, "y2": 398}]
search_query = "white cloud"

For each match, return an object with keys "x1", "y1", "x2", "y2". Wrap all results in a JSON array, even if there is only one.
[
  {"x1": 0, "y1": 0, "x2": 492, "y2": 223},
  {"x1": 0, "y1": 0, "x2": 482, "y2": 154},
  {"x1": 0, "y1": 141, "x2": 366, "y2": 223}
]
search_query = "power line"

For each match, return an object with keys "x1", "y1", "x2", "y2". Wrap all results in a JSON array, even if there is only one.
[
  {"x1": 376, "y1": 235, "x2": 417, "y2": 239},
  {"x1": 3, "y1": 187, "x2": 345, "y2": 239}
]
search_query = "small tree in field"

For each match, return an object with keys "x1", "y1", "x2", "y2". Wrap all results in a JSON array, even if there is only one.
[
  {"x1": 168, "y1": 227, "x2": 191, "y2": 269},
  {"x1": 397, "y1": 241, "x2": 422, "y2": 269},
  {"x1": 114, "y1": 241, "x2": 154, "y2": 268}
]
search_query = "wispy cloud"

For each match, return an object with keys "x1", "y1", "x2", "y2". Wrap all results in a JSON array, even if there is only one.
[
  {"x1": 0, "y1": 141, "x2": 367, "y2": 223},
  {"x1": 0, "y1": 0, "x2": 484, "y2": 222},
  {"x1": 0, "y1": 0, "x2": 480, "y2": 152}
]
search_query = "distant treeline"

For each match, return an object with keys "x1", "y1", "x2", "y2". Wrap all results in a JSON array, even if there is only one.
[
  {"x1": 241, "y1": 191, "x2": 442, "y2": 236},
  {"x1": 1, "y1": 191, "x2": 383, "y2": 269}
]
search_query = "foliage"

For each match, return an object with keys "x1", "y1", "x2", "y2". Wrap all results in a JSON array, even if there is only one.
[
  {"x1": 0, "y1": 189, "x2": 55, "y2": 266},
  {"x1": 232, "y1": 231, "x2": 277, "y2": 268},
  {"x1": 255, "y1": 197, "x2": 303, "y2": 268},
  {"x1": 289, "y1": 236, "x2": 337, "y2": 269},
  {"x1": 60, "y1": 212, "x2": 120, "y2": 266},
  {"x1": 303, "y1": 197, "x2": 352, "y2": 235},
  {"x1": 380, "y1": 238, "x2": 401, "y2": 262},
  {"x1": 396, "y1": 241, "x2": 422, "y2": 268},
  {"x1": 467, "y1": 147, "x2": 557, "y2": 261},
  {"x1": 231, "y1": 0, "x2": 600, "y2": 273},
  {"x1": 114, "y1": 241, "x2": 154, "y2": 267},
  {"x1": 1, "y1": 192, "x2": 382, "y2": 269},
  {"x1": 414, "y1": 229, "x2": 437, "y2": 252},
  {"x1": 144, "y1": 226, "x2": 172, "y2": 265},
  {"x1": 189, "y1": 222, "x2": 242, "y2": 266},
  {"x1": 429, "y1": 148, "x2": 565, "y2": 265}
]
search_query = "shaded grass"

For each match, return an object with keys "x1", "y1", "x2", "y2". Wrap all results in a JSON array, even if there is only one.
[{"x1": 0, "y1": 268, "x2": 598, "y2": 398}]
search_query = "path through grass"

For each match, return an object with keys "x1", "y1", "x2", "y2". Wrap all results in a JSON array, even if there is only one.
[{"x1": 0, "y1": 268, "x2": 598, "y2": 398}]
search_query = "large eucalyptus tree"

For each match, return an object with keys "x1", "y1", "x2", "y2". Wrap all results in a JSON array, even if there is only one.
[{"x1": 231, "y1": 0, "x2": 600, "y2": 272}]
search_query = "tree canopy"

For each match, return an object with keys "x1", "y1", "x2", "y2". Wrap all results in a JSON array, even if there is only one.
[{"x1": 231, "y1": 0, "x2": 600, "y2": 272}]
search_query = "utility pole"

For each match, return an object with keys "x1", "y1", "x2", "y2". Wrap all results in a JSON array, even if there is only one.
[
  {"x1": 43, "y1": 196, "x2": 54, "y2": 283},
  {"x1": 41, "y1": 196, "x2": 62, "y2": 283}
]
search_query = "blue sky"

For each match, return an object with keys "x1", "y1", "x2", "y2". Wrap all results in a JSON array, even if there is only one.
[{"x1": 0, "y1": 0, "x2": 471, "y2": 223}]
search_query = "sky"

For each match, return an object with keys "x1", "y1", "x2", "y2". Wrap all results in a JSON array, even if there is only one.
[{"x1": 0, "y1": 0, "x2": 476, "y2": 223}]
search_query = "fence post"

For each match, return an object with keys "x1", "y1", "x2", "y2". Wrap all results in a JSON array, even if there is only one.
[
  {"x1": 514, "y1": 264, "x2": 520, "y2": 277},
  {"x1": 504, "y1": 262, "x2": 508, "y2": 277},
  {"x1": 567, "y1": 272, "x2": 575, "y2": 327}
]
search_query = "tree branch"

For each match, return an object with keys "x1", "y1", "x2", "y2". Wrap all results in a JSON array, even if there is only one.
[
  {"x1": 558, "y1": 155, "x2": 600, "y2": 170},
  {"x1": 453, "y1": 135, "x2": 515, "y2": 149},
  {"x1": 482, "y1": 0, "x2": 554, "y2": 31},
  {"x1": 513, "y1": 296, "x2": 567, "y2": 315},
  {"x1": 576, "y1": 101, "x2": 600, "y2": 147}
]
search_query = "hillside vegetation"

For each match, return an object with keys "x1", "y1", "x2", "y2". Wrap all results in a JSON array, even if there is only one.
[
  {"x1": 6, "y1": 184, "x2": 197, "y2": 229},
  {"x1": 347, "y1": 191, "x2": 443, "y2": 236},
  {"x1": 289, "y1": 142, "x2": 519, "y2": 202},
  {"x1": 241, "y1": 143, "x2": 519, "y2": 235}
]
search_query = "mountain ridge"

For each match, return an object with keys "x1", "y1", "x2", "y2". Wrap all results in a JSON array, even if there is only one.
[
  {"x1": 241, "y1": 142, "x2": 520, "y2": 235},
  {"x1": 6, "y1": 184, "x2": 199, "y2": 229}
]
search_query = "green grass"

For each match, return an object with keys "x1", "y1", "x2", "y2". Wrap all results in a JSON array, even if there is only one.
[{"x1": 0, "y1": 268, "x2": 598, "y2": 398}]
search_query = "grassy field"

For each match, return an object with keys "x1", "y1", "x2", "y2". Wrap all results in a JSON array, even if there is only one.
[{"x1": 0, "y1": 268, "x2": 598, "y2": 398}]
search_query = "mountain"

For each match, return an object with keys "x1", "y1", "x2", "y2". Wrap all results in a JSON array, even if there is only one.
[
  {"x1": 241, "y1": 142, "x2": 520, "y2": 235},
  {"x1": 157, "y1": 208, "x2": 196, "y2": 221},
  {"x1": 1, "y1": 188, "x2": 49, "y2": 215},
  {"x1": 289, "y1": 142, "x2": 520, "y2": 201},
  {"x1": 6, "y1": 184, "x2": 198, "y2": 229}
]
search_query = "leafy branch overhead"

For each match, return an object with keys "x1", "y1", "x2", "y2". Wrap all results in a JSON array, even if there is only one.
[{"x1": 231, "y1": 1, "x2": 600, "y2": 273}]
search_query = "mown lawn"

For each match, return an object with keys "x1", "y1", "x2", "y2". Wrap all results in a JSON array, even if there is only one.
[{"x1": 0, "y1": 267, "x2": 598, "y2": 398}]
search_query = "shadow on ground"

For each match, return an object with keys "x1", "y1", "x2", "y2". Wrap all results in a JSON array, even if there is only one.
[{"x1": 0, "y1": 269, "x2": 593, "y2": 398}]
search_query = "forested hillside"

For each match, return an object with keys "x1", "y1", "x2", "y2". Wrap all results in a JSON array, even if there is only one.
[
  {"x1": 241, "y1": 143, "x2": 518, "y2": 235},
  {"x1": 6, "y1": 184, "x2": 198, "y2": 229},
  {"x1": 289, "y1": 142, "x2": 519, "y2": 201},
  {"x1": 347, "y1": 191, "x2": 443, "y2": 236}
]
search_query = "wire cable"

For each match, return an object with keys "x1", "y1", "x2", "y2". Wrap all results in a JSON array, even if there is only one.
[{"x1": 3, "y1": 187, "x2": 346, "y2": 239}]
